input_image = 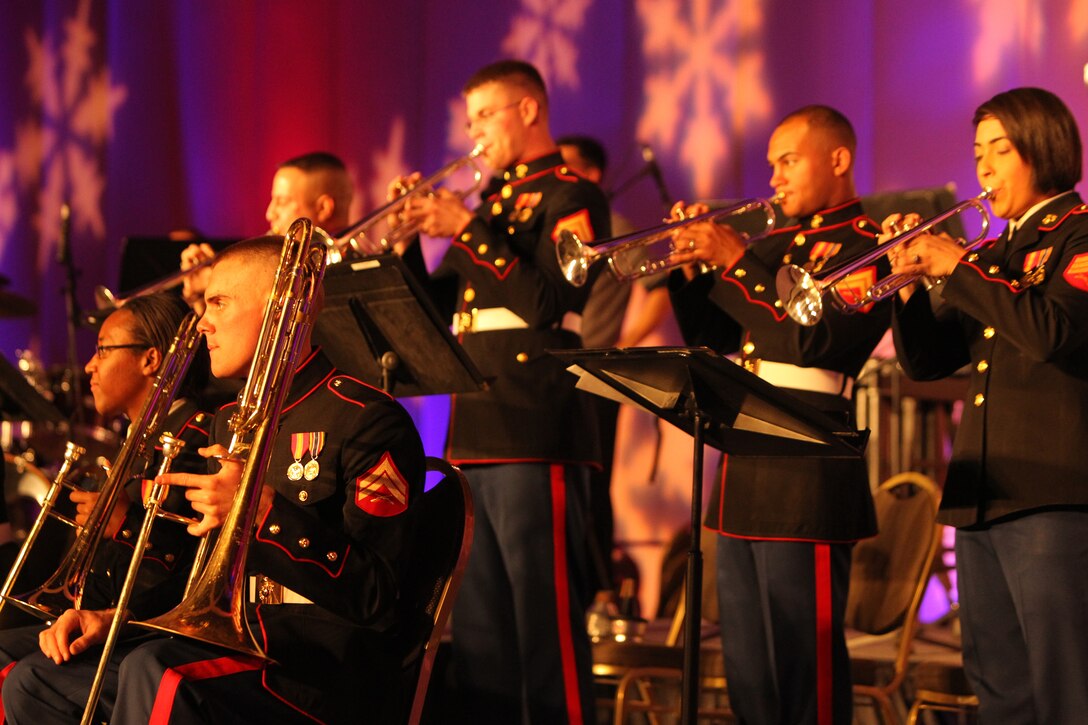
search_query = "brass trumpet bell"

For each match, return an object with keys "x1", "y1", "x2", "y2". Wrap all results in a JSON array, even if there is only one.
[{"x1": 777, "y1": 189, "x2": 993, "y2": 326}]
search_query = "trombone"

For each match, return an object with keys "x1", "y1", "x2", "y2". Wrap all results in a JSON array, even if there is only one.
[
  {"x1": 131, "y1": 218, "x2": 329, "y2": 660},
  {"x1": 0, "y1": 442, "x2": 86, "y2": 619},
  {"x1": 557, "y1": 197, "x2": 778, "y2": 287},
  {"x1": 777, "y1": 189, "x2": 993, "y2": 326},
  {"x1": 332, "y1": 144, "x2": 485, "y2": 257}
]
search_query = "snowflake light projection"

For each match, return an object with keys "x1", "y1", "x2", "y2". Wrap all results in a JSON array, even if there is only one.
[
  {"x1": 636, "y1": 0, "x2": 773, "y2": 199},
  {"x1": 501, "y1": 0, "x2": 590, "y2": 91},
  {"x1": 3, "y1": 0, "x2": 126, "y2": 271},
  {"x1": 1070, "y1": 0, "x2": 1088, "y2": 45},
  {"x1": 968, "y1": 0, "x2": 1044, "y2": 86},
  {"x1": 365, "y1": 116, "x2": 410, "y2": 214}
]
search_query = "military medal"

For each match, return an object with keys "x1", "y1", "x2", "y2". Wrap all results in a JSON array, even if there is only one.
[
  {"x1": 288, "y1": 433, "x2": 306, "y2": 481},
  {"x1": 303, "y1": 432, "x2": 325, "y2": 481}
]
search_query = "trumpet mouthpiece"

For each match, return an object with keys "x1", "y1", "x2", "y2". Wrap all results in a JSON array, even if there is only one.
[{"x1": 772, "y1": 191, "x2": 785, "y2": 203}]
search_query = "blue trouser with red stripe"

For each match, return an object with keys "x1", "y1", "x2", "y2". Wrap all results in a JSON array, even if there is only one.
[
  {"x1": 451, "y1": 462, "x2": 595, "y2": 724},
  {"x1": 715, "y1": 535, "x2": 853, "y2": 725}
]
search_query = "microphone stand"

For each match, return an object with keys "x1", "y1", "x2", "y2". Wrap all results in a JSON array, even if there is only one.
[
  {"x1": 607, "y1": 144, "x2": 672, "y2": 214},
  {"x1": 57, "y1": 203, "x2": 85, "y2": 426}
]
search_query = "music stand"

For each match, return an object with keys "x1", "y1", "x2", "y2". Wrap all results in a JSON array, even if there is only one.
[
  {"x1": 0, "y1": 353, "x2": 66, "y2": 428},
  {"x1": 314, "y1": 254, "x2": 486, "y2": 397},
  {"x1": 552, "y1": 346, "x2": 869, "y2": 724}
]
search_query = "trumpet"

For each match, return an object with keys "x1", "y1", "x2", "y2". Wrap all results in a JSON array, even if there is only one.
[
  {"x1": 333, "y1": 144, "x2": 485, "y2": 257},
  {"x1": 557, "y1": 197, "x2": 778, "y2": 287},
  {"x1": 92, "y1": 230, "x2": 346, "y2": 310},
  {"x1": 777, "y1": 188, "x2": 993, "y2": 326},
  {"x1": 133, "y1": 218, "x2": 329, "y2": 661}
]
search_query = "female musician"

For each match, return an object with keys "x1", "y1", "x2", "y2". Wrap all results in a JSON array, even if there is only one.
[
  {"x1": 0, "y1": 293, "x2": 210, "y2": 659},
  {"x1": 886, "y1": 87, "x2": 1088, "y2": 723}
]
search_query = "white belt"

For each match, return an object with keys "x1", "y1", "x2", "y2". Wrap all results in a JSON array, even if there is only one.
[
  {"x1": 248, "y1": 575, "x2": 313, "y2": 605},
  {"x1": 737, "y1": 358, "x2": 853, "y2": 397},
  {"x1": 452, "y1": 307, "x2": 582, "y2": 335}
]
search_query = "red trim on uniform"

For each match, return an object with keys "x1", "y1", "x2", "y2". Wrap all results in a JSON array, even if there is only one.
[
  {"x1": 148, "y1": 655, "x2": 264, "y2": 725},
  {"x1": 330, "y1": 374, "x2": 394, "y2": 401},
  {"x1": 449, "y1": 239, "x2": 520, "y2": 279},
  {"x1": 549, "y1": 464, "x2": 584, "y2": 725},
  {"x1": 0, "y1": 659, "x2": 17, "y2": 721},
  {"x1": 718, "y1": 275, "x2": 789, "y2": 321},
  {"x1": 281, "y1": 370, "x2": 336, "y2": 414},
  {"x1": 814, "y1": 544, "x2": 833, "y2": 725},
  {"x1": 254, "y1": 505, "x2": 350, "y2": 578},
  {"x1": 956, "y1": 260, "x2": 1022, "y2": 293}
]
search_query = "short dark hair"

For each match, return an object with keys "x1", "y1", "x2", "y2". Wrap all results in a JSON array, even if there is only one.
[
  {"x1": 122, "y1": 292, "x2": 209, "y2": 401},
  {"x1": 463, "y1": 59, "x2": 548, "y2": 108},
  {"x1": 556, "y1": 135, "x2": 607, "y2": 174},
  {"x1": 214, "y1": 234, "x2": 325, "y2": 312},
  {"x1": 972, "y1": 87, "x2": 1082, "y2": 194},
  {"x1": 780, "y1": 105, "x2": 857, "y2": 154},
  {"x1": 278, "y1": 152, "x2": 347, "y2": 174}
]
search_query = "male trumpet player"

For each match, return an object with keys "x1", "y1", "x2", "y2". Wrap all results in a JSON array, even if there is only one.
[
  {"x1": 1, "y1": 237, "x2": 427, "y2": 724},
  {"x1": 669, "y1": 105, "x2": 888, "y2": 724},
  {"x1": 393, "y1": 59, "x2": 610, "y2": 723},
  {"x1": 0, "y1": 293, "x2": 210, "y2": 680},
  {"x1": 180, "y1": 151, "x2": 354, "y2": 312}
]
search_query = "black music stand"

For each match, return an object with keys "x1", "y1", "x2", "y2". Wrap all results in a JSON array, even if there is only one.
[
  {"x1": 314, "y1": 254, "x2": 486, "y2": 397},
  {"x1": 552, "y1": 346, "x2": 869, "y2": 724}
]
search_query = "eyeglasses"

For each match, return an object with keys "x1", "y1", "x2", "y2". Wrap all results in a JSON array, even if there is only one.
[
  {"x1": 95, "y1": 343, "x2": 148, "y2": 359},
  {"x1": 465, "y1": 99, "x2": 523, "y2": 131}
]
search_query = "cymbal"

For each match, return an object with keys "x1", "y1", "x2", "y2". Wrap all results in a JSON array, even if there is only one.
[{"x1": 0, "y1": 290, "x2": 37, "y2": 318}]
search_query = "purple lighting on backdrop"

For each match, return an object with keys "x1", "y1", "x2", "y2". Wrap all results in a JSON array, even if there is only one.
[{"x1": 3, "y1": 0, "x2": 1088, "y2": 618}]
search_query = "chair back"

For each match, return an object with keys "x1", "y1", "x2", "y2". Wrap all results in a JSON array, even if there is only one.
[
  {"x1": 846, "y1": 471, "x2": 941, "y2": 636},
  {"x1": 398, "y1": 457, "x2": 474, "y2": 724}
]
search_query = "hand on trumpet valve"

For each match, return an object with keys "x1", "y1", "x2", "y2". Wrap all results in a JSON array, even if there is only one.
[
  {"x1": 880, "y1": 212, "x2": 967, "y2": 285},
  {"x1": 69, "y1": 488, "x2": 130, "y2": 537},
  {"x1": 157, "y1": 443, "x2": 249, "y2": 536},
  {"x1": 399, "y1": 187, "x2": 474, "y2": 240},
  {"x1": 387, "y1": 172, "x2": 422, "y2": 202},
  {"x1": 38, "y1": 608, "x2": 114, "y2": 664},
  {"x1": 180, "y1": 242, "x2": 215, "y2": 310},
  {"x1": 668, "y1": 200, "x2": 747, "y2": 278}
]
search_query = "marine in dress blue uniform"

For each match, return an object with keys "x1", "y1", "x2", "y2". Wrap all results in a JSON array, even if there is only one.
[
  {"x1": 669, "y1": 106, "x2": 886, "y2": 724},
  {"x1": 891, "y1": 87, "x2": 1088, "y2": 725},
  {"x1": 109, "y1": 349, "x2": 427, "y2": 724},
  {"x1": 399, "y1": 61, "x2": 610, "y2": 723}
]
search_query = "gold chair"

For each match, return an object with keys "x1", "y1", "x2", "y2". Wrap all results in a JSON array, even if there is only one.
[
  {"x1": 398, "y1": 457, "x2": 474, "y2": 725},
  {"x1": 905, "y1": 651, "x2": 978, "y2": 724},
  {"x1": 595, "y1": 526, "x2": 733, "y2": 723},
  {"x1": 846, "y1": 472, "x2": 943, "y2": 724}
]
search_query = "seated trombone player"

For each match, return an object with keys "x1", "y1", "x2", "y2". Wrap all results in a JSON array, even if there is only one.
[
  {"x1": 0, "y1": 293, "x2": 211, "y2": 669},
  {"x1": 0, "y1": 236, "x2": 427, "y2": 724}
]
